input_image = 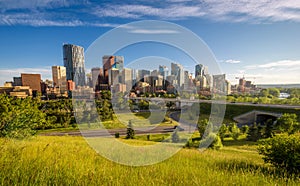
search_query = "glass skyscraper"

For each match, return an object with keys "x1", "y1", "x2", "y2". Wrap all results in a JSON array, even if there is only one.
[{"x1": 63, "y1": 44, "x2": 86, "y2": 87}]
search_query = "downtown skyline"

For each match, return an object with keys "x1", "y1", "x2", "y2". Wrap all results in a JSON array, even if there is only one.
[{"x1": 0, "y1": 0, "x2": 300, "y2": 85}]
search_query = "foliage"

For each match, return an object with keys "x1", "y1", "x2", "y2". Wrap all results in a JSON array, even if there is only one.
[
  {"x1": 0, "y1": 94, "x2": 48, "y2": 138},
  {"x1": 197, "y1": 119, "x2": 209, "y2": 138},
  {"x1": 218, "y1": 124, "x2": 228, "y2": 142},
  {"x1": 125, "y1": 120, "x2": 135, "y2": 139},
  {"x1": 276, "y1": 113, "x2": 299, "y2": 134},
  {"x1": 115, "y1": 132, "x2": 120, "y2": 138},
  {"x1": 229, "y1": 123, "x2": 240, "y2": 141},
  {"x1": 247, "y1": 123, "x2": 263, "y2": 142},
  {"x1": 263, "y1": 119, "x2": 274, "y2": 138},
  {"x1": 258, "y1": 134, "x2": 300, "y2": 174},
  {"x1": 241, "y1": 125, "x2": 249, "y2": 134},
  {"x1": 199, "y1": 133, "x2": 223, "y2": 150}
]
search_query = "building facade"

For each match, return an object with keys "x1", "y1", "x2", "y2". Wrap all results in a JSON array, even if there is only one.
[
  {"x1": 52, "y1": 66, "x2": 67, "y2": 93},
  {"x1": 63, "y1": 44, "x2": 86, "y2": 87}
]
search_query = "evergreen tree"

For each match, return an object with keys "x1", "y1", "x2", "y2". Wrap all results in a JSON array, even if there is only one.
[{"x1": 126, "y1": 120, "x2": 135, "y2": 139}]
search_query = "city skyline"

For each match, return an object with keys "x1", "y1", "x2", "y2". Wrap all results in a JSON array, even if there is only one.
[{"x1": 0, "y1": 1, "x2": 300, "y2": 85}]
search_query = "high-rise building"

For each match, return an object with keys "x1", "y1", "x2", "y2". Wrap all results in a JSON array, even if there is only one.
[
  {"x1": 102, "y1": 55, "x2": 124, "y2": 85},
  {"x1": 108, "y1": 68, "x2": 120, "y2": 86},
  {"x1": 138, "y1": 70, "x2": 150, "y2": 81},
  {"x1": 195, "y1": 64, "x2": 208, "y2": 77},
  {"x1": 21, "y1": 73, "x2": 41, "y2": 95},
  {"x1": 212, "y1": 74, "x2": 226, "y2": 94},
  {"x1": 91, "y1": 67, "x2": 103, "y2": 91},
  {"x1": 171, "y1": 62, "x2": 184, "y2": 88},
  {"x1": 52, "y1": 66, "x2": 67, "y2": 93},
  {"x1": 63, "y1": 44, "x2": 86, "y2": 87},
  {"x1": 121, "y1": 68, "x2": 132, "y2": 92}
]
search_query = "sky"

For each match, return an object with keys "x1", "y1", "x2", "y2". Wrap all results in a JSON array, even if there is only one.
[{"x1": 0, "y1": 0, "x2": 300, "y2": 85}]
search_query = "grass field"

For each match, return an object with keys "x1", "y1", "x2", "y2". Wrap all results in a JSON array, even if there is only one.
[{"x1": 0, "y1": 136, "x2": 298, "y2": 185}]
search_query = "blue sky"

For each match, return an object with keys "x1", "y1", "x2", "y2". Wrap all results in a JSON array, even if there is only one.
[{"x1": 0, "y1": 0, "x2": 300, "y2": 85}]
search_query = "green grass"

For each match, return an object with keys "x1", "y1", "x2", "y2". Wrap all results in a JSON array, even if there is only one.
[{"x1": 0, "y1": 136, "x2": 298, "y2": 185}]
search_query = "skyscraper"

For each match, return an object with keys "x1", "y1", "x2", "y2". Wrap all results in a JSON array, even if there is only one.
[
  {"x1": 102, "y1": 55, "x2": 124, "y2": 85},
  {"x1": 121, "y1": 68, "x2": 133, "y2": 92},
  {"x1": 91, "y1": 67, "x2": 103, "y2": 91},
  {"x1": 171, "y1": 62, "x2": 184, "y2": 88},
  {"x1": 52, "y1": 66, "x2": 67, "y2": 93},
  {"x1": 63, "y1": 44, "x2": 86, "y2": 87}
]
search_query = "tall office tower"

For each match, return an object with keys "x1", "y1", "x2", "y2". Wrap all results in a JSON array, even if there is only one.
[
  {"x1": 213, "y1": 74, "x2": 226, "y2": 94},
  {"x1": 63, "y1": 44, "x2": 86, "y2": 87},
  {"x1": 132, "y1": 69, "x2": 139, "y2": 86},
  {"x1": 159, "y1": 65, "x2": 169, "y2": 78},
  {"x1": 151, "y1": 70, "x2": 159, "y2": 76},
  {"x1": 91, "y1": 67, "x2": 103, "y2": 90},
  {"x1": 121, "y1": 68, "x2": 133, "y2": 92},
  {"x1": 195, "y1": 64, "x2": 204, "y2": 77},
  {"x1": 138, "y1": 70, "x2": 150, "y2": 81},
  {"x1": 21, "y1": 73, "x2": 41, "y2": 96},
  {"x1": 52, "y1": 66, "x2": 67, "y2": 93},
  {"x1": 171, "y1": 62, "x2": 184, "y2": 88},
  {"x1": 108, "y1": 68, "x2": 120, "y2": 86},
  {"x1": 102, "y1": 55, "x2": 124, "y2": 84},
  {"x1": 183, "y1": 70, "x2": 190, "y2": 89}
]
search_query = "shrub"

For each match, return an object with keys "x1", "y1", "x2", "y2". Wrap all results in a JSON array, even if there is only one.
[
  {"x1": 258, "y1": 134, "x2": 300, "y2": 174},
  {"x1": 115, "y1": 132, "x2": 120, "y2": 138},
  {"x1": 241, "y1": 125, "x2": 249, "y2": 134},
  {"x1": 247, "y1": 123, "x2": 263, "y2": 142},
  {"x1": 199, "y1": 133, "x2": 223, "y2": 150},
  {"x1": 125, "y1": 120, "x2": 135, "y2": 139}
]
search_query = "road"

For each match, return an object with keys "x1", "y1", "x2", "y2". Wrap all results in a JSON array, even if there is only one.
[
  {"x1": 129, "y1": 97, "x2": 300, "y2": 109},
  {"x1": 41, "y1": 125, "x2": 177, "y2": 137}
]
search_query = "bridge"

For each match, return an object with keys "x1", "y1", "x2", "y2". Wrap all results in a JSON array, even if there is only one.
[{"x1": 233, "y1": 110, "x2": 282, "y2": 126}]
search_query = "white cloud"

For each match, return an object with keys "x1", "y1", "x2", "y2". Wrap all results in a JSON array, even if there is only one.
[
  {"x1": 245, "y1": 60, "x2": 300, "y2": 70},
  {"x1": 0, "y1": 67, "x2": 52, "y2": 86},
  {"x1": 220, "y1": 59, "x2": 241, "y2": 64},
  {"x1": 1, "y1": 1, "x2": 300, "y2": 26}
]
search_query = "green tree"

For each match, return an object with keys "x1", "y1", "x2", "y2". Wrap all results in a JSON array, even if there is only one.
[
  {"x1": 126, "y1": 120, "x2": 135, "y2": 139},
  {"x1": 247, "y1": 123, "x2": 263, "y2": 142},
  {"x1": 258, "y1": 134, "x2": 300, "y2": 174},
  {"x1": 276, "y1": 113, "x2": 299, "y2": 134},
  {"x1": 218, "y1": 124, "x2": 228, "y2": 142},
  {"x1": 0, "y1": 95, "x2": 48, "y2": 139},
  {"x1": 263, "y1": 119, "x2": 274, "y2": 138}
]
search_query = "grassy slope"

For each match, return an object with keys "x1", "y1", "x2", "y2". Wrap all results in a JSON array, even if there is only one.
[{"x1": 0, "y1": 136, "x2": 298, "y2": 185}]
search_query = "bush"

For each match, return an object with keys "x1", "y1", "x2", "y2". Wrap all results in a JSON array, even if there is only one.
[
  {"x1": 199, "y1": 133, "x2": 223, "y2": 150},
  {"x1": 125, "y1": 120, "x2": 135, "y2": 139},
  {"x1": 247, "y1": 123, "x2": 263, "y2": 142},
  {"x1": 258, "y1": 134, "x2": 300, "y2": 174},
  {"x1": 115, "y1": 132, "x2": 120, "y2": 138}
]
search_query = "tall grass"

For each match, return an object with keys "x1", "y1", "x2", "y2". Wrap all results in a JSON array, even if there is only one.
[{"x1": 0, "y1": 136, "x2": 298, "y2": 185}]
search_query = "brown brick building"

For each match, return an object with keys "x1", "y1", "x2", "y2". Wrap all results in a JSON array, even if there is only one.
[{"x1": 21, "y1": 73, "x2": 41, "y2": 93}]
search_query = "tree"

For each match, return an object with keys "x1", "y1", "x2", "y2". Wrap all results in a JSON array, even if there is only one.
[
  {"x1": 218, "y1": 124, "x2": 228, "y2": 142},
  {"x1": 229, "y1": 123, "x2": 240, "y2": 141},
  {"x1": 263, "y1": 119, "x2": 274, "y2": 138},
  {"x1": 199, "y1": 133, "x2": 223, "y2": 150},
  {"x1": 258, "y1": 134, "x2": 300, "y2": 174},
  {"x1": 247, "y1": 123, "x2": 263, "y2": 142},
  {"x1": 276, "y1": 113, "x2": 299, "y2": 134},
  {"x1": 197, "y1": 119, "x2": 209, "y2": 138},
  {"x1": 0, "y1": 95, "x2": 48, "y2": 139},
  {"x1": 126, "y1": 120, "x2": 135, "y2": 139}
]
